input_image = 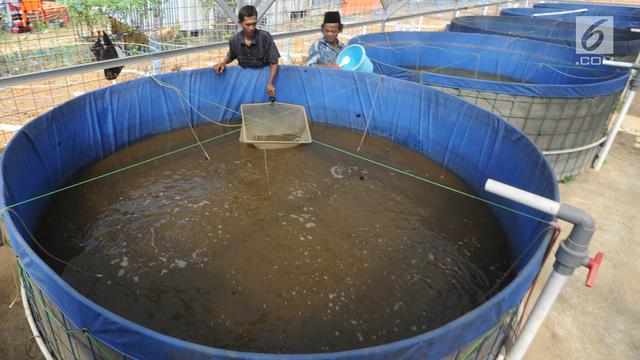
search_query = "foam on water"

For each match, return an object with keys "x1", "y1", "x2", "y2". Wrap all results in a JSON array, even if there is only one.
[{"x1": 35, "y1": 124, "x2": 513, "y2": 353}]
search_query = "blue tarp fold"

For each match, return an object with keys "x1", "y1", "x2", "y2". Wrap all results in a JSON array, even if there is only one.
[
  {"x1": 500, "y1": 7, "x2": 640, "y2": 30},
  {"x1": 349, "y1": 31, "x2": 628, "y2": 97},
  {"x1": 534, "y1": 2, "x2": 640, "y2": 17}
]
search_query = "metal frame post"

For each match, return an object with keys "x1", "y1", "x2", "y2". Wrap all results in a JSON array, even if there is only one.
[
  {"x1": 213, "y1": 0, "x2": 240, "y2": 30},
  {"x1": 452, "y1": 0, "x2": 460, "y2": 19},
  {"x1": 593, "y1": 59, "x2": 640, "y2": 170},
  {"x1": 382, "y1": 0, "x2": 410, "y2": 32},
  {"x1": 257, "y1": 0, "x2": 277, "y2": 24},
  {"x1": 381, "y1": 0, "x2": 388, "y2": 32}
]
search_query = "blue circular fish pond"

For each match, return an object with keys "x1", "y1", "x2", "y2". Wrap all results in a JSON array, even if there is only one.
[
  {"x1": 349, "y1": 31, "x2": 629, "y2": 179},
  {"x1": 450, "y1": 15, "x2": 640, "y2": 61},
  {"x1": 533, "y1": 2, "x2": 640, "y2": 17},
  {"x1": 0, "y1": 66, "x2": 557, "y2": 359},
  {"x1": 500, "y1": 7, "x2": 640, "y2": 30}
]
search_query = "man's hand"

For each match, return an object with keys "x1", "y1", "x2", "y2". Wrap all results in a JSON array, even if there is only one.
[
  {"x1": 267, "y1": 83, "x2": 276, "y2": 98},
  {"x1": 213, "y1": 62, "x2": 226, "y2": 74}
]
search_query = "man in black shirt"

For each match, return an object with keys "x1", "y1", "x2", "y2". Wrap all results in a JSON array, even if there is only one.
[{"x1": 214, "y1": 5, "x2": 280, "y2": 98}]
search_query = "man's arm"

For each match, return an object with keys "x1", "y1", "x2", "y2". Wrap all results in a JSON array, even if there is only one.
[
  {"x1": 213, "y1": 54, "x2": 231, "y2": 73},
  {"x1": 267, "y1": 63, "x2": 278, "y2": 98},
  {"x1": 307, "y1": 41, "x2": 340, "y2": 69},
  {"x1": 266, "y1": 33, "x2": 280, "y2": 98},
  {"x1": 313, "y1": 64, "x2": 340, "y2": 69},
  {"x1": 307, "y1": 41, "x2": 321, "y2": 66},
  {"x1": 214, "y1": 42, "x2": 237, "y2": 74}
]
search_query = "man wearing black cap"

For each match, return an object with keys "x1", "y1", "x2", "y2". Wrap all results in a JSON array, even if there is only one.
[
  {"x1": 307, "y1": 11, "x2": 346, "y2": 68},
  {"x1": 214, "y1": 5, "x2": 280, "y2": 98}
]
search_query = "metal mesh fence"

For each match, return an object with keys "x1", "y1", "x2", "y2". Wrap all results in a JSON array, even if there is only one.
[
  {"x1": 0, "y1": 0, "x2": 513, "y2": 149},
  {"x1": 429, "y1": 85, "x2": 621, "y2": 179},
  {"x1": 19, "y1": 259, "x2": 125, "y2": 360},
  {"x1": 17, "y1": 255, "x2": 521, "y2": 360}
]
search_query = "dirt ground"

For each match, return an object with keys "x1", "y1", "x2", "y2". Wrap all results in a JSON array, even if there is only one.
[
  {"x1": 526, "y1": 86, "x2": 640, "y2": 360},
  {"x1": 0, "y1": 245, "x2": 43, "y2": 359}
]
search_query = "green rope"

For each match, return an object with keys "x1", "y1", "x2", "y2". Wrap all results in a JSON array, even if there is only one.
[
  {"x1": 18, "y1": 259, "x2": 119, "y2": 359},
  {"x1": 3, "y1": 73, "x2": 550, "y2": 224},
  {"x1": 1, "y1": 129, "x2": 240, "y2": 212},
  {"x1": 460, "y1": 330, "x2": 494, "y2": 360},
  {"x1": 84, "y1": 330, "x2": 118, "y2": 360},
  {"x1": 312, "y1": 139, "x2": 551, "y2": 224},
  {"x1": 458, "y1": 305, "x2": 519, "y2": 360},
  {"x1": 18, "y1": 259, "x2": 68, "y2": 331},
  {"x1": 2, "y1": 128, "x2": 550, "y2": 225},
  {"x1": 7, "y1": 136, "x2": 548, "y2": 360}
]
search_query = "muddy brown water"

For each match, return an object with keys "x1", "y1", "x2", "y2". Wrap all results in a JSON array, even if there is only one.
[
  {"x1": 34, "y1": 123, "x2": 513, "y2": 353},
  {"x1": 405, "y1": 66, "x2": 535, "y2": 83}
]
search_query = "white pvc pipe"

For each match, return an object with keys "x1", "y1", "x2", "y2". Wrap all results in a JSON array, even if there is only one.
[
  {"x1": 631, "y1": 28, "x2": 640, "y2": 33},
  {"x1": 603, "y1": 59, "x2": 636, "y2": 69},
  {"x1": 531, "y1": 8, "x2": 588, "y2": 17},
  {"x1": 542, "y1": 136, "x2": 607, "y2": 155},
  {"x1": 420, "y1": 25, "x2": 449, "y2": 29},
  {"x1": 121, "y1": 69, "x2": 150, "y2": 77},
  {"x1": 21, "y1": 286, "x2": 55, "y2": 360},
  {"x1": 509, "y1": 271, "x2": 569, "y2": 360},
  {"x1": 0, "y1": 124, "x2": 23, "y2": 132},
  {"x1": 485, "y1": 179, "x2": 561, "y2": 216},
  {"x1": 593, "y1": 88, "x2": 637, "y2": 170}
]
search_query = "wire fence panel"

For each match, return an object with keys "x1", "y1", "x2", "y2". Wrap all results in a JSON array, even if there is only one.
[
  {"x1": 429, "y1": 86, "x2": 621, "y2": 179},
  {"x1": 18, "y1": 250, "x2": 520, "y2": 360},
  {"x1": 0, "y1": 0, "x2": 510, "y2": 149}
]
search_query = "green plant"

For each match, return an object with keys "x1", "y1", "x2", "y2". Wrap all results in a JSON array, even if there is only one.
[
  {"x1": 33, "y1": 21, "x2": 49, "y2": 32},
  {"x1": 62, "y1": 0, "x2": 167, "y2": 33},
  {"x1": 559, "y1": 175, "x2": 575, "y2": 184}
]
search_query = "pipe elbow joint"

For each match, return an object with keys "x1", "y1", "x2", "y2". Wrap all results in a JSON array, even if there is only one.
[{"x1": 553, "y1": 204, "x2": 596, "y2": 275}]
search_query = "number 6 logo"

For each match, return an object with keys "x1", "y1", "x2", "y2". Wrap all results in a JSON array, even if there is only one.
[
  {"x1": 576, "y1": 16, "x2": 614, "y2": 55},
  {"x1": 581, "y1": 19, "x2": 607, "y2": 52}
]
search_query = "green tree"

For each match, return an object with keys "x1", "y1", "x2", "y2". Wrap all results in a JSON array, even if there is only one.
[{"x1": 62, "y1": 0, "x2": 166, "y2": 33}]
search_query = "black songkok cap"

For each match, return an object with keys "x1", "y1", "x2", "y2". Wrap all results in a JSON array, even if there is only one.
[{"x1": 323, "y1": 11, "x2": 341, "y2": 24}]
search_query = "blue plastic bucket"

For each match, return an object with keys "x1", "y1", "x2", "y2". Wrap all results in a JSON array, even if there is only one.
[{"x1": 337, "y1": 44, "x2": 374, "y2": 72}]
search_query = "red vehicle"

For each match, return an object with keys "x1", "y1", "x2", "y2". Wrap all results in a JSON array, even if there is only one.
[{"x1": 8, "y1": 1, "x2": 68, "y2": 33}]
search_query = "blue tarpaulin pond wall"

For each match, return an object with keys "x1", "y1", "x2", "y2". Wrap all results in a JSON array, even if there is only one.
[
  {"x1": 449, "y1": 15, "x2": 640, "y2": 61},
  {"x1": 349, "y1": 31, "x2": 629, "y2": 179},
  {"x1": 1, "y1": 66, "x2": 557, "y2": 359}
]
